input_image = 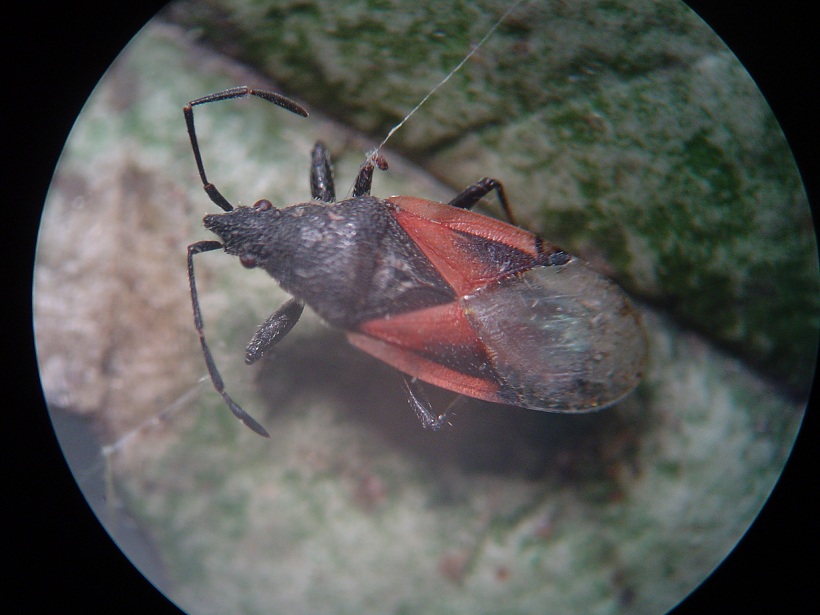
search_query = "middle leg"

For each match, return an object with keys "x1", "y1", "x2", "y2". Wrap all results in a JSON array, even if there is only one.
[{"x1": 448, "y1": 177, "x2": 516, "y2": 225}]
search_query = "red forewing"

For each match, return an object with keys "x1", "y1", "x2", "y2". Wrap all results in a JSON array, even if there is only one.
[
  {"x1": 351, "y1": 196, "x2": 647, "y2": 412},
  {"x1": 386, "y1": 196, "x2": 563, "y2": 296}
]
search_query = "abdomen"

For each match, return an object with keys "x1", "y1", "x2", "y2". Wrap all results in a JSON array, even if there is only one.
[{"x1": 464, "y1": 257, "x2": 647, "y2": 411}]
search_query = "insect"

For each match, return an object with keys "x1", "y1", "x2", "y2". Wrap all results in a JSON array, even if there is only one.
[{"x1": 184, "y1": 87, "x2": 647, "y2": 437}]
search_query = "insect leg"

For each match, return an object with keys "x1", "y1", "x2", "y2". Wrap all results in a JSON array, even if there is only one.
[
  {"x1": 448, "y1": 177, "x2": 517, "y2": 225},
  {"x1": 245, "y1": 298, "x2": 305, "y2": 365},
  {"x1": 400, "y1": 376, "x2": 458, "y2": 430},
  {"x1": 310, "y1": 142, "x2": 336, "y2": 202},
  {"x1": 184, "y1": 86, "x2": 309, "y2": 212},
  {"x1": 188, "y1": 240, "x2": 270, "y2": 437},
  {"x1": 352, "y1": 150, "x2": 389, "y2": 198}
]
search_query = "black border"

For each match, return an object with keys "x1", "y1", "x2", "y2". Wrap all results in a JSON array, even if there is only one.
[
  {"x1": 671, "y1": 2, "x2": 818, "y2": 612},
  {"x1": 9, "y1": 3, "x2": 179, "y2": 612},
  {"x1": 8, "y1": 1, "x2": 817, "y2": 612}
]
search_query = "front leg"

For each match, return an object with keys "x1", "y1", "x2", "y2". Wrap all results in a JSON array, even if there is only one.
[
  {"x1": 352, "y1": 150, "x2": 389, "y2": 197},
  {"x1": 245, "y1": 298, "x2": 305, "y2": 365},
  {"x1": 448, "y1": 177, "x2": 516, "y2": 225},
  {"x1": 310, "y1": 141, "x2": 336, "y2": 202}
]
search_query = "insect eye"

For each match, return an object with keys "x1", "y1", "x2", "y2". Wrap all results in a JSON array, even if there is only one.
[
  {"x1": 240, "y1": 255, "x2": 258, "y2": 269},
  {"x1": 253, "y1": 199, "x2": 273, "y2": 211}
]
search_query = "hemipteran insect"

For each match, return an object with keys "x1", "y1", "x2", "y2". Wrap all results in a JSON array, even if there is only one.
[{"x1": 184, "y1": 87, "x2": 647, "y2": 437}]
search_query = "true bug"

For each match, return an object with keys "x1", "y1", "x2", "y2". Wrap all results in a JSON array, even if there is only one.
[{"x1": 184, "y1": 87, "x2": 647, "y2": 437}]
